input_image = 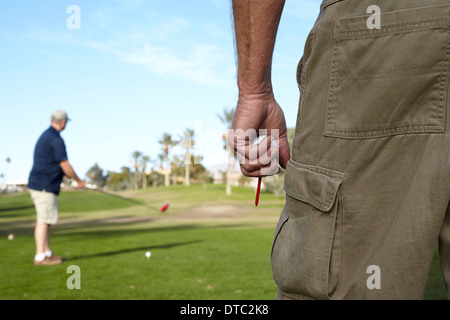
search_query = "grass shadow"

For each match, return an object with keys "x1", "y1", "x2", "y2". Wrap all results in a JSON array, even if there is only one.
[
  {"x1": 86, "y1": 189, "x2": 156, "y2": 210},
  {"x1": 67, "y1": 240, "x2": 203, "y2": 261},
  {"x1": 0, "y1": 205, "x2": 35, "y2": 213}
]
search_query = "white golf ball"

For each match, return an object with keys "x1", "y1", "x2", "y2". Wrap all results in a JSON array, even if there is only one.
[{"x1": 145, "y1": 251, "x2": 151, "y2": 259}]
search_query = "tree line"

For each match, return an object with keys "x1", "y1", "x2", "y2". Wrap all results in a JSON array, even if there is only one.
[
  {"x1": 83, "y1": 107, "x2": 294, "y2": 195},
  {"x1": 84, "y1": 107, "x2": 237, "y2": 192},
  {"x1": 86, "y1": 128, "x2": 210, "y2": 191}
]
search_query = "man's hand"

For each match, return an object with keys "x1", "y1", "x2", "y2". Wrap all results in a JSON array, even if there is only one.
[
  {"x1": 231, "y1": 0, "x2": 289, "y2": 178},
  {"x1": 77, "y1": 180, "x2": 87, "y2": 190},
  {"x1": 230, "y1": 92, "x2": 290, "y2": 177},
  {"x1": 60, "y1": 160, "x2": 86, "y2": 190}
]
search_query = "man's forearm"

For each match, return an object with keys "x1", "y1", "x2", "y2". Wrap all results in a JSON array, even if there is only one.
[
  {"x1": 232, "y1": 0, "x2": 286, "y2": 96},
  {"x1": 60, "y1": 160, "x2": 82, "y2": 183}
]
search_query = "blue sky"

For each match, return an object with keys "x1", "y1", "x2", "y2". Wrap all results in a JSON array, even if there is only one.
[{"x1": 0, "y1": 0, "x2": 321, "y2": 182}]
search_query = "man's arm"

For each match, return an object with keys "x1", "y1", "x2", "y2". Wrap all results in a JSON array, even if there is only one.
[
  {"x1": 231, "y1": 0, "x2": 290, "y2": 177},
  {"x1": 60, "y1": 160, "x2": 86, "y2": 189},
  {"x1": 233, "y1": 0, "x2": 285, "y2": 95}
]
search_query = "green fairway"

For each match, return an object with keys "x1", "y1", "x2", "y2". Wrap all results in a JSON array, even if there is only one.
[{"x1": 0, "y1": 184, "x2": 447, "y2": 300}]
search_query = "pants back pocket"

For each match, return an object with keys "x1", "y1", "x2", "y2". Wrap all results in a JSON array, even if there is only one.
[{"x1": 325, "y1": 5, "x2": 450, "y2": 139}]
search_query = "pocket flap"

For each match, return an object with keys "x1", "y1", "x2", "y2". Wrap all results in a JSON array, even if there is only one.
[{"x1": 284, "y1": 161, "x2": 344, "y2": 212}]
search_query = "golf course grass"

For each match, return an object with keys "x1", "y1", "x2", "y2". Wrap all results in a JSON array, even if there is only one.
[{"x1": 0, "y1": 184, "x2": 447, "y2": 300}]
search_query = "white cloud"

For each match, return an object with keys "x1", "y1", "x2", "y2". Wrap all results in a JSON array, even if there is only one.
[
  {"x1": 204, "y1": 22, "x2": 233, "y2": 41},
  {"x1": 14, "y1": 1, "x2": 237, "y2": 90},
  {"x1": 113, "y1": 43, "x2": 235, "y2": 88},
  {"x1": 150, "y1": 18, "x2": 191, "y2": 41},
  {"x1": 20, "y1": 26, "x2": 236, "y2": 89}
]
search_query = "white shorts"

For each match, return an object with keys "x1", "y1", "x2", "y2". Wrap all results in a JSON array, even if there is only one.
[{"x1": 29, "y1": 189, "x2": 59, "y2": 225}]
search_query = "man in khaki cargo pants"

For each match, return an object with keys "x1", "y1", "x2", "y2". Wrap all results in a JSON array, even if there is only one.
[{"x1": 231, "y1": 0, "x2": 450, "y2": 299}]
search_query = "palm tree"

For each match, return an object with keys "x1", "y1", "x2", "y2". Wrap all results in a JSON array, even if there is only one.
[
  {"x1": 141, "y1": 155, "x2": 150, "y2": 189},
  {"x1": 217, "y1": 107, "x2": 235, "y2": 195},
  {"x1": 158, "y1": 153, "x2": 165, "y2": 170},
  {"x1": 159, "y1": 133, "x2": 178, "y2": 187},
  {"x1": 132, "y1": 151, "x2": 142, "y2": 190},
  {"x1": 181, "y1": 129, "x2": 195, "y2": 187},
  {"x1": 2, "y1": 157, "x2": 11, "y2": 186}
]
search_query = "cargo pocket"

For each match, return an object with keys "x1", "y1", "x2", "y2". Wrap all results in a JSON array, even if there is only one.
[
  {"x1": 271, "y1": 160, "x2": 344, "y2": 300},
  {"x1": 325, "y1": 5, "x2": 450, "y2": 139}
]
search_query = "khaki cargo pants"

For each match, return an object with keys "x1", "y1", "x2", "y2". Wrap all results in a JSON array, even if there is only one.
[{"x1": 271, "y1": 0, "x2": 450, "y2": 299}]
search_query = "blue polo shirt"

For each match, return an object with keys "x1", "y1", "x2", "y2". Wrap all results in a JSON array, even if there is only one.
[{"x1": 28, "y1": 127, "x2": 68, "y2": 195}]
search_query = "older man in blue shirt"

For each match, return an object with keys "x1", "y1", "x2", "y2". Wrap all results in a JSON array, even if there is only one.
[{"x1": 28, "y1": 110, "x2": 86, "y2": 266}]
